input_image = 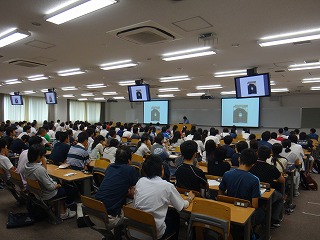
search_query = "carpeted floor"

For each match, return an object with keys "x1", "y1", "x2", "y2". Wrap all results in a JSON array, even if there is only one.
[{"x1": 0, "y1": 174, "x2": 319, "y2": 240}]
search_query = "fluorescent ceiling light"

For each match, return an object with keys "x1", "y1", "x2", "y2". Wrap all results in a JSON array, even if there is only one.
[
  {"x1": 163, "y1": 46, "x2": 211, "y2": 57},
  {"x1": 302, "y1": 77, "x2": 320, "y2": 83},
  {"x1": 78, "y1": 98, "x2": 88, "y2": 101},
  {"x1": 186, "y1": 92, "x2": 205, "y2": 97},
  {"x1": 159, "y1": 75, "x2": 191, "y2": 82},
  {"x1": 0, "y1": 28, "x2": 31, "y2": 48},
  {"x1": 288, "y1": 62, "x2": 320, "y2": 71},
  {"x1": 23, "y1": 91, "x2": 36, "y2": 94},
  {"x1": 311, "y1": 86, "x2": 320, "y2": 90},
  {"x1": 63, "y1": 94, "x2": 75, "y2": 98},
  {"x1": 27, "y1": 74, "x2": 49, "y2": 81},
  {"x1": 94, "y1": 97, "x2": 105, "y2": 100},
  {"x1": 41, "y1": 89, "x2": 48, "y2": 93},
  {"x1": 100, "y1": 60, "x2": 137, "y2": 70},
  {"x1": 113, "y1": 96, "x2": 125, "y2": 100},
  {"x1": 61, "y1": 86, "x2": 78, "y2": 91},
  {"x1": 271, "y1": 88, "x2": 289, "y2": 92},
  {"x1": 46, "y1": 0, "x2": 80, "y2": 14},
  {"x1": 220, "y1": 91, "x2": 236, "y2": 95},
  {"x1": 102, "y1": 92, "x2": 118, "y2": 95},
  {"x1": 46, "y1": 0, "x2": 118, "y2": 25},
  {"x1": 214, "y1": 69, "x2": 247, "y2": 77},
  {"x1": 118, "y1": 80, "x2": 136, "y2": 86},
  {"x1": 162, "y1": 51, "x2": 216, "y2": 61},
  {"x1": 259, "y1": 27, "x2": 320, "y2": 47},
  {"x1": 4, "y1": 79, "x2": 22, "y2": 85},
  {"x1": 270, "y1": 81, "x2": 276, "y2": 86},
  {"x1": 158, "y1": 88, "x2": 180, "y2": 92},
  {"x1": 81, "y1": 93, "x2": 95, "y2": 96},
  {"x1": 158, "y1": 94, "x2": 175, "y2": 98},
  {"x1": 86, "y1": 83, "x2": 106, "y2": 89},
  {"x1": 57, "y1": 68, "x2": 85, "y2": 76},
  {"x1": 196, "y1": 85, "x2": 223, "y2": 90}
]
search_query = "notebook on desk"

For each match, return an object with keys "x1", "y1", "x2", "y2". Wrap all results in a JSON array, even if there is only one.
[{"x1": 208, "y1": 180, "x2": 220, "y2": 187}]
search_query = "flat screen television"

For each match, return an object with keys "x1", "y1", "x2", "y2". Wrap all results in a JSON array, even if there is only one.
[
  {"x1": 221, "y1": 98, "x2": 260, "y2": 127},
  {"x1": 128, "y1": 84, "x2": 151, "y2": 102},
  {"x1": 10, "y1": 95, "x2": 23, "y2": 105},
  {"x1": 143, "y1": 100, "x2": 168, "y2": 124},
  {"x1": 44, "y1": 92, "x2": 57, "y2": 104},
  {"x1": 234, "y1": 73, "x2": 271, "y2": 98}
]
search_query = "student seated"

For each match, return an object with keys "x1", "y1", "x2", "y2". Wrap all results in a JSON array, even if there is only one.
[
  {"x1": 134, "y1": 155, "x2": 195, "y2": 240},
  {"x1": 24, "y1": 144, "x2": 76, "y2": 219},
  {"x1": 102, "y1": 139, "x2": 119, "y2": 163},
  {"x1": 308, "y1": 128, "x2": 319, "y2": 140},
  {"x1": 231, "y1": 141, "x2": 248, "y2": 167},
  {"x1": 258, "y1": 131, "x2": 272, "y2": 149},
  {"x1": 95, "y1": 145, "x2": 139, "y2": 224},
  {"x1": 249, "y1": 146, "x2": 285, "y2": 228},
  {"x1": 10, "y1": 134, "x2": 29, "y2": 155},
  {"x1": 50, "y1": 132, "x2": 70, "y2": 166},
  {"x1": 175, "y1": 140, "x2": 208, "y2": 193},
  {"x1": 208, "y1": 146, "x2": 230, "y2": 177},
  {"x1": 0, "y1": 139, "x2": 16, "y2": 180},
  {"x1": 89, "y1": 135, "x2": 105, "y2": 159},
  {"x1": 202, "y1": 139, "x2": 216, "y2": 162},
  {"x1": 222, "y1": 135, "x2": 236, "y2": 158},
  {"x1": 135, "y1": 133, "x2": 151, "y2": 157},
  {"x1": 267, "y1": 143, "x2": 288, "y2": 174},
  {"x1": 66, "y1": 132, "x2": 90, "y2": 171}
]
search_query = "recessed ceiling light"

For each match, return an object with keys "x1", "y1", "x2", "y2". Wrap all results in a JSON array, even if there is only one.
[
  {"x1": 61, "y1": 86, "x2": 78, "y2": 91},
  {"x1": 78, "y1": 98, "x2": 88, "y2": 101},
  {"x1": 214, "y1": 70, "x2": 247, "y2": 77},
  {"x1": 220, "y1": 91, "x2": 236, "y2": 95},
  {"x1": 186, "y1": 92, "x2": 205, "y2": 97},
  {"x1": 302, "y1": 77, "x2": 320, "y2": 83},
  {"x1": 100, "y1": 59, "x2": 137, "y2": 71},
  {"x1": 58, "y1": 68, "x2": 85, "y2": 76},
  {"x1": 0, "y1": 28, "x2": 31, "y2": 48},
  {"x1": 4, "y1": 79, "x2": 22, "y2": 85},
  {"x1": 158, "y1": 88, "x2": 180, "y2": 92},
  {"x1": 23, "y1": 90, "x2": 36, "y2": 94},
  {"x1": 94, "y1": 97, "x2": 105, "y2": 100},
  {"x1": 63, "y1": 94, "x2": 75, "y2": 98},
  {"x1": 27, "y1": 74, "x2": 49, "y2": 81},
  {"x1": 270, "y1": 81, "x2": 276, "y2": 86},
  {"x1": 118, "y1": 80, "x2": 136, "y2": 86},
  {"x1": 102, "y1": 92, "x2": 118, "y2": 95},
  {"x1": 159, "y1": 75, "x2": 191, "y2": 82},
  {"x1": 196, "y1": 85, "x2": 223, "y2": 90},
  {"x1": 163, "y1": 46, "x2": 211, "y2": 57},
  {"x1": 288, "y1": 62, "x2": 320, "y2": 71},
  {"x1": 310, "y1": 86, "x2": 320, "y2": 91},
  {"x1": 81, "y1": 93, "x2": 94, "y2": 96},
  {"x1": 158, "y1": 94, "x2": 175, "y2": 98},
  {"x1": 271, "y1": 88, "x2": 289, "y2": 92},
  {"x1": 41, "y1": 89, "x2": 49, "y2": 93},
  {"x1": 162, "y1": 50, "x2": 216, "y2": 61},
  {"x1": 259, "y1": 27, "x2": 320, "y2": 47},
  {"x1": 85, "y1": 83, "x2": 106, "y2": 89},
  {"x1": 46, "y1": 0, "x2": 118, "y2": 25},
  {"x1": 113, "y1": 96, "x2": 125, "y2": 100}
]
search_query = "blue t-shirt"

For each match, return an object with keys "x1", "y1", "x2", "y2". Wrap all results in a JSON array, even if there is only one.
[
  {"x1": 50, "y1": 142, "x2": 70, "y2": 166},
  {"x1": 219, "y1": 169, "x2": 261, "y2": 202},
  {"x1": 223, "y1": 145, "x2": 236, "y2": 158},
  {"x1": 258, "y1": 140, "x2": 272, "y2": 149},
  {"x1": 95, "y1": 164, "x2": 139, "y2": 216}
]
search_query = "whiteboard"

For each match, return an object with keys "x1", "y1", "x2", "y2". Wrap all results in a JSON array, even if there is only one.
[{"x1": 260, "y1": 108, "x2": 301, "y2": 128}]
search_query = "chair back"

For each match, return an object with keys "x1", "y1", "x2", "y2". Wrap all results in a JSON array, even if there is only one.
[
  {"x1": 26, "y1": 177, "x2": 43, "y2": 197},
  {"x1": 174, "y1": 146, "x2": 181, "y2": 153},
  {"x1": 130, "y1": 139, "x2": 140, "y2": 146},
  {"x1": 123, "y1": 205, "x2": 157, "y2": 240},
  {"x1": 94, "y1": 159, "x2": 110, "y2": 170},
  {"x1": 205, "y1": 174, "x2": 222, "y2": 180},
  {"x1": 176, "y1": 187, "x2": 201, "y2": 197},
  {"x1": 121, "y1": 137, "x2": 128, "y2": 143},
  {"x1": 93, "y1": 171, "x2": 105, "y2": 189},
  {"x1": 9, "y1": 170, "x2": 25, "y2": 190},
  {"x1": 217, "y1": 195, "x2": 252, "y2": 208},
  {"x1": 131, "y1": 154, "x2": 144, "y2": 166},
  {"x1": 198, "y1": 162, "x2": 207, "y2": 167},
  {"x1": 188, "y1": 197, "x2": 231, "y2": 240},
  {"x1": 100, "y1": 158, "x2": 111, "y2": 163},
  {"x1": 0, "y1": 167, "x2": 8, "y2": 182}
]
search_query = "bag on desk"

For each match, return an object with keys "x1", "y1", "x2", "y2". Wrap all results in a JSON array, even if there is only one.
[
  {"x1": 301, "y1": 172, "x2": 318, "y2": 191},
  {"x1": 7, "y1": 212, "x2": 34, "y2": 228}
]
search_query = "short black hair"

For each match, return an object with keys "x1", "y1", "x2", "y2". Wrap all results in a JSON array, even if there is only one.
[
  {"x1": 294, "y1": 128, "x2": 300, "y2": 134},
  {"x1": 282, "y1": 139, "x2": 292, "y2": 153},
  {"x1": 27, "y1": 144, "x2": 46, "y2": 163},
  {"x1": 109, "y1": 139, "x2": 119, "y2": 147},
  {"x1": 310, "y1": 128, "x2": 316, "y2": 134},
  {"x1": 299, "y1": 132, "x2": 307, "y2": 140},
  {"x1": 109, "y1": 129, "x2": 116, "y2": 137},
  {"x1": 258, "y1": 146, "x2": 271, "y2": 161},
  {"x1": 154, "y1": 135, "x2": 164, "y2": 144},
  {"x1": 270, "y1": 132, "x2": 277, "y2": 139},
  {"x1": 261, "y1": 131, "x2": 271, "y2": 141},
  {"x1": 5, "y1": 126, "x2": 14, "y2": 136},
  {"x1": 23, "y1": 125, "x2": 31, "y2": 132},
  {"x1": 205, "y1": 140, "x2": 216, "y2": 156},
  {"x1": 240, "y1": 148, "x2": 257, "y2": 166},
  {"x1": 248, "y1": 134, "x2": 256, "y2": 140},
  {"x1": 21, "y1": 135, "x2": 30, "y2": 142},
  {"x1": 142, "y1": 155, "x2": 163, "y2": 178},
  {"x1": 223, "y1": 135, "x2": 233, "y2": 145},
  {"x1": 278, "y1": 128, "x2": 283, "y2": 134},
  {"x1": 193, "y1": 131, "x2": 202, "y2": 141},
  {"x1": 213, "y1": 146, "x2": 227, "y2": 162},
  {"x1": 78, "y1": 132, "x2": 89, "y2": 143},
  {"x1": 288, "y1": 134, "x2": 298, "y2": 144},
  {"x1": 29, "y1": 136, "x2": 43, "y2": 146},
  {"x1": 141, "y1": 133, "x2": 149, "y2": 143},
  {"x1": 0, "y1": 138, "x2": 7, "y2": 150},
  {"x1": 115, "y1": 145, "x2": 132, "y2": 164},
  {"x1": 180, "y1": 140, "x2": 198, "y2": 160},
  {"x1": 236, "y1": 141, "x2": 248, "y2": 153},
  {"x1": 59, "y1": 131, "x2": 69, "y2": 142}
]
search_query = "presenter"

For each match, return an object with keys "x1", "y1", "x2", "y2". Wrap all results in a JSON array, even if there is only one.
[{"x1": 183, "y1": 116, "x2": 190, "y2": 124}]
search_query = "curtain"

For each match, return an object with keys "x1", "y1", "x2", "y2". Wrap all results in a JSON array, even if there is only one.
[
  {"x1": 69, "y1": 100, "x2": 101, "y2": 123},
  {"x1": 3, "y1": 95, "x2": 48, "y2": 122}
]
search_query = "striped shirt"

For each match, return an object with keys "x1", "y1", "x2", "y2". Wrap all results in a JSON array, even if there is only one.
[{"x1": 66, "y1": 143, "x2": 89, "y2": 169}]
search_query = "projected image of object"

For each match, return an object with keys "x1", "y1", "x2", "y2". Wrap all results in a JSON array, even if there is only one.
[
  {"x1": 233, "y1": 105, "x2": 248, "y2": 123},
  {"x1": 128, "y1": 84, "x2": 151, "y2": 102},
  {"x1": 44, "y1": 92, "x2": 57, "y2": 104},
  {"x1": 221, "y1": 98, "x2": 260, "y2": 127},
  {"x1": 247, "y1": 81, "x2": 257, "y2": 94},
  {"x1": 144, "y1": 101, "x2": 168, "y2": 124},
  {"x1": 10, "y1": 95, "x2": 23, "y2": 105}
]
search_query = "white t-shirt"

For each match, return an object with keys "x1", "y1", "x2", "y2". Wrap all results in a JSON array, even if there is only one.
[
  {"x1": 16, "y1": 150, "x2": 28, "y2": 186},
  {"x1": 134, "y1": 176, "x2": 187, "y2": 239},
  {"x1": 18, "y1": 132, "x2": 27, "y2": 139},
  {"x1": 122, "y1": 131, "x2": 133, "y2": 139},
  {"x1": 0, "y1": 155, "x2": 14, "y2": 178},
  {"x1": 100, "y1": 129, "x2": 108, "y2": 138},
  {"x1": 205, "y1": 135, "x2": 220, "y2": 145},
  {"x1": 90, "y1": 143, "x2": 104, "y2": 159},
  {"x1": 194, "y1": 140, "x2": 205, "y2": 154},
  {"x1": 41, "y1": 137, "x2": 48, "y2": 146},
  {"x1": 48, "y1": 130, "x2": 56, "y2": 139},
  {"x1": 266, "y1": 157, "x2": 288, "y2": 173},
  {"x1": 135, "y1": 143, "x2": 150, "y2": 157}
]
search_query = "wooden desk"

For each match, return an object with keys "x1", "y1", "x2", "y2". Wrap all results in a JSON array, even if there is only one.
[
  {"x1": 181, "y1": 195, "x2": 255, "y2": 240},
  {"x1": 198, "y1": 165, "x2": 207, "y2": 173},
  {"x1": 46, "y1": 164, "x2": 92, "y2": 196}
]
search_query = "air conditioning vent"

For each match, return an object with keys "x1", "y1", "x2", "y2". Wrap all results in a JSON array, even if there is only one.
[
  {"x1": 108, "y1": 20, "x2": 181, "y2": 45},
  {"x1": 8, "y1": 59, "x2": 47, "y2": 68}
]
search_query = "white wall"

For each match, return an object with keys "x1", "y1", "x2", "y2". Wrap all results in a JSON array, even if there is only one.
[{"x1": 54, "y1": 98, "x2": 68, "y2": 122}]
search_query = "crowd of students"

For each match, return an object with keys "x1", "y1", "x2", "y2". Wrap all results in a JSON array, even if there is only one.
[{"x1": 0, "y1": 119, "x2": 319, "y2": 239}]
